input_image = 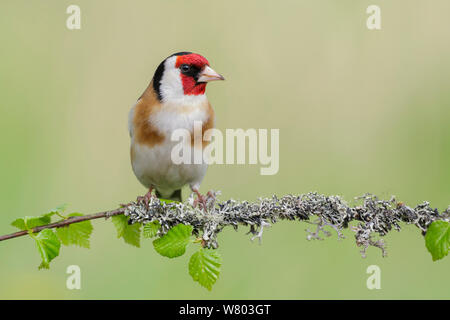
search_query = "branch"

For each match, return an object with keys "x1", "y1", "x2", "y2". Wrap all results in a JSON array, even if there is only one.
[
  {"x1": 0, "y1": 208, "x2": 124, "y2": 242},
  {"x1": 1, "y1": 192, "x2": 449, "y2": 258},
  {"x1": 2, "y1": 192, "x2": 447, "y2": 290},
  {"x1": 124, "y1": 192, "x2": 449, "y2": 257}
]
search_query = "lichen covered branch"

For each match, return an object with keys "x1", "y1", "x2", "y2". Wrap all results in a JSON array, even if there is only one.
[{"x1": 125, "y1": 192, "x2": 450, "y2": 257}]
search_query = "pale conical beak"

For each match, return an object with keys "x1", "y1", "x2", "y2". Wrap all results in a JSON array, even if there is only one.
[{"x1": 197, "y1": 66, "x2": 225, "y2": 82}]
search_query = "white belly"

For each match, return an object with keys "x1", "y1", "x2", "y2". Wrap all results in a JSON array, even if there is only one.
[
  {"x1": 131, "y1": 140, "x2": 207, "y2": 197},
  {"x1": 129, "y1": 95, "x2": 211, "y2": 198}
]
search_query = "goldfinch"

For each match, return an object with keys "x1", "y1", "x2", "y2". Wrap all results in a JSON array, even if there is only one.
[{"x1": 128, "y1": 52, "x2": 224, "y2": 204}]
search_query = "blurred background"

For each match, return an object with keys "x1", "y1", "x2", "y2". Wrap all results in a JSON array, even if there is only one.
[{"x1": 0, "y1": 0, "x2": 449, "y2": 299}]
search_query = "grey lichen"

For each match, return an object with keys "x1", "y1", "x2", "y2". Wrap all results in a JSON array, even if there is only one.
[{"x1": 124, "y1": 192, "x2": 450, "y2": 257}]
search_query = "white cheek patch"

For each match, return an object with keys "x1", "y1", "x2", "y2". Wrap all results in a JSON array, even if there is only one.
[
  {"x1": 159, "y1": 56, "x2": 185, "y2": 103},
  {"x1": 159, "y1": 55, "x2": 206, "y2": 106}
]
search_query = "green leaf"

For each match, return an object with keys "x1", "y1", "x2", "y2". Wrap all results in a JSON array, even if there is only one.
[
  {"x1": 425, "y1": 221, "x2": 450, "y2": 261},
  {"x1": 34, "y1": 229, "x2": 61, "y2": 270},
  {"x1": 10, "y1": 204, "x2": 69, "y2": 231},
  {"x1": 143, "y1": 221, "x2": 161, "y2": 238},
  {"x1": 153, "y1": 224, "x2": 193, "y2": 258},
  {"x1": 46, "y1": 204, "x2": 69, "y2": 217},
  {"x1": 189, "y1": 248, "x2": 222, "y2": 291},
  {"x1": 11, "y1": 215, "x2": 52, "y2": 231},
  {"x1": 111, "y1": 215, "x2": 141, "y2": 248},
  {"x1": 56, "y1": 213, "x2": 93, "y2": 248},
  {"x1": 159, "y1": 198, "x2": 178, "y2": 204}
]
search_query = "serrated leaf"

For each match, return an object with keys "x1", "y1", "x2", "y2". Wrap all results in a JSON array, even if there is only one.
[
  {"x1": 143, "y1": 221, "x2": 161, "y2": 238},
  {"x1": 34, "y1": 229, "x2": 61, "y2": 270},
  {"x1": 46, "y1": 203, "x2": 69, "y2": 217},
  {"x1": 53, "y1": 204, "x2": 68, "y2": 212},
  {"x1": 189, "y1": 248, "x2": 221, "y2": 291},
  {"x1": 12, "y1": 204, "x2": 70, "y2": 231},
  {"x1": 11, "y1": 215, "x2": 52, "y2": 231},
  {"x1": 153, "y1": 224, "x2": 193, "y2": 258},
  {"x1": 111, "y1": 215, "x2": 141, "y2": 248},
  {"x1": 56, "y1": 213, "x2": 93, "y2": 248},
  {"x1": 425, "y1": 221, "x2": 450, "y2": 261}
]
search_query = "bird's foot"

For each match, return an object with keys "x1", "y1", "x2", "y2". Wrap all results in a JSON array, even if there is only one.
[
  {"x1": 121, "y1": 187, "x2": 155, "y2": 209},
  {"x1": 193, "y1": 190, "x2": 207, "y2": 211},
  {"x1": 192, "y1": 190, "x2": 219, "y2": 212},
  {"x1": 121, "y1": 192, "x2": 152, "y2": 208},
  {"x1": 138, "y1": 188, "x2": 156, "y2": 208},
  {"x1": 206, "y1": 190, "x2": 217, "y2": 201}
]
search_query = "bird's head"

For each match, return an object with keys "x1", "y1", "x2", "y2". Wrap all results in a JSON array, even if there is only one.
[{"x1": 152, "y1": 52, "x2": 224, "y2": 104}]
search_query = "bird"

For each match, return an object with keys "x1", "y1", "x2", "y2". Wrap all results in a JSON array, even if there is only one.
[{"x1": 128, "y1": 52, "x2": 224, "y2": 206}]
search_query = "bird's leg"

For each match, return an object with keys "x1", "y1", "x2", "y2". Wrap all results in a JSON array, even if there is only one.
[
  {"x1": 192, "y1": 188, "x2": 207, "y2": 211},
  {"x1": 137, "y1": 186, "x2": 154, "y2": 208},
  {"x1": 206, "y1": 190, "x2": 216, "y2": 202}
]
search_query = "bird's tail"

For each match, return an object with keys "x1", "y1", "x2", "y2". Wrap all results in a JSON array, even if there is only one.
[{"x1": 156, "y1": 189, "x2": 182, "y2": 202}]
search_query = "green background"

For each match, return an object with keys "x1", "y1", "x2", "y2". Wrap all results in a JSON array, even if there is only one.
[{"x1": 0, "y1": 0, "x2": 449, "y2": 299}]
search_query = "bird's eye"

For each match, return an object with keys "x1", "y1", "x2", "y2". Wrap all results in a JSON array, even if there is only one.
[{"x1": 180, "y1": 64, "x2": 191, "y2": 73}]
